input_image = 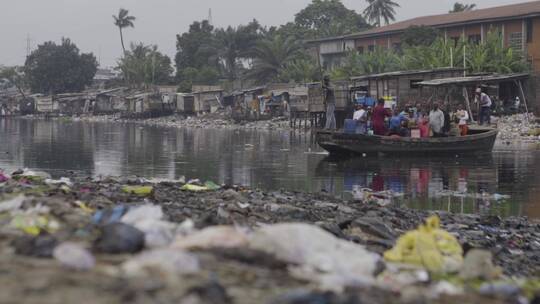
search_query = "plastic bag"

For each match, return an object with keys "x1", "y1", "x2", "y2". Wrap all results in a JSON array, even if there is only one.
[
  {"x1": 122, "y1": 185, "x2": 153, "y2": 196},
  {"x1": 180, "y1": 184, "x2": 209, "y2": 192},
  {"x1": 384, "y1": 215, "x2": 463, "y2": 273}
]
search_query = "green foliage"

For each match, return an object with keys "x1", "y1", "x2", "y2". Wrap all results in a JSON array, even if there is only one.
[
  {"x1": 294, "y1": 0, "x2": 370, "y2": 39},
  {"x1": 363, "y1": 0, "x2": 400, "y2": 27},
  {"x1": 331, "y1": 47, "x2": 400, "y2": 79},
  {"x1": 0, "y1": 66, "x2": 27, "y2": 97},
  {"x1": 247, "y1": 35, "x2": 303, "y2": 84},
  {"x1": 24, "y1": 38, "x2": 98, "y2": 94},
  {"x1": 175, "y1": 20, "x2": 220, "y2": 77},
  {"x1": 402, "y1": 26, "x2": 440, "y2": 47},
  {"x1": 216, "y1": 20, "x2": 264, "y2": 81},
  {"x1": 449, "y1": 2, "x2": 476, "y2": 13},
  {"x1": 117, "y1": 43, "x2": 173, "y2": 88},
  {"x1": 327, "y1": 31, "x2": 527, "y2": 80},
  {"x1": 177, "y1": 66, "x2": 221, "y2": 92},
  {"x1": 279, "y1": 56, "x2": 321, "y2": 83}
]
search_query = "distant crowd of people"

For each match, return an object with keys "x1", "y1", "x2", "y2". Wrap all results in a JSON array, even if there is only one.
[{"x1": 349, "y1": 99, "x2": 473, "y2": 138}]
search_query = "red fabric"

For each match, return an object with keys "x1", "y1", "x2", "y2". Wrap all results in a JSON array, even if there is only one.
[
  {"x1": 418, "y1": 118, "x2": 430, "y2": 138},
  {"x1": 372, "y1": 105, "x2": 389, "y2": 135}
]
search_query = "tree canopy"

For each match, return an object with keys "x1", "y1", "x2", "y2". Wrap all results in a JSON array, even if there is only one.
[
  {"x1": 449, "y1": 2, "x2": 476, "y2": 13},
  {"x1": 363, "y1": 0, "x2": 400, "y2": 27},
  {"x1": 117, "y1": 43, "x2": 173, "y2": 88},
  {"x1": 24, "y1": 38, "x2": 98, "y2": 94},
  {"x1": 401, "y1": 26, "x2": 440, "y2": 47},
  {"x1": 113, "y1": 8, "x2": 136, "y2": 54},
  {"x1": 295, "y1": 0, "x2": 370, "y2": 39}
]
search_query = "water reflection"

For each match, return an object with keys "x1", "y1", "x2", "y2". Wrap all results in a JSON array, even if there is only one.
[{"x1": 0, "y1": 118, "x2": 539, "y2": 217}]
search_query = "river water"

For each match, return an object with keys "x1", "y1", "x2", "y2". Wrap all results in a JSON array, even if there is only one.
[{"x1": 1, "y1": 118, "x2": 539, "y2": 217}]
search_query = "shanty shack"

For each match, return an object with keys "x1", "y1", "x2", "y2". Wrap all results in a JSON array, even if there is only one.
[
  {"x1": 126, "y1": 93, "x2": 166, "y2": 113},
  {"x1": 94, "y1": 88, "x2": 127, "y2": 113},
  {"x1": 417, "y1": 73, "x2": 531, "y2": 118},
  {"x1": 350, "y1": 68, "x2": 464, "y2": 107},
  {"x1": 34, "y1": 95, "x2": 56, "y2": 113},
  {"x1": 192, "y1": 85, "x2": 223, "y2": 113},
  {"x1": 175, "y1": 93, "x2": 195, "y2": 114}
]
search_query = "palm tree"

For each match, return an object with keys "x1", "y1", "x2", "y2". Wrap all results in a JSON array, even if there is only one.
[
  {"x1": 363, "y1": 0, "x2": 400, "y2": 27},
  {"x1": 449, "y1": 2, "x2": 476, "y2": 13},
  {"x1": 247, "y1": 35, "x2": 302, "y2": 84},
  {"x1": 113, "y1": 8, "x2": 136, "y2": 55}
]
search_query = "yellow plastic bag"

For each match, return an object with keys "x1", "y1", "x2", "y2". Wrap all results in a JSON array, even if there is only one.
[
  {"x1": 384, "y1": 216, "x2": 463, "y2": 273},
  {"x1": 122, "y1": 186, "x2": 153, "y2": 196},
  {"x1": 180, "y1": 184, "x2": 209, "y2": 192}
]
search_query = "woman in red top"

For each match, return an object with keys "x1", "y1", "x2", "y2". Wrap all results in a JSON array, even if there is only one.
[{"x1": 371, "y1": 98, "x2": 390, "y2": 135}]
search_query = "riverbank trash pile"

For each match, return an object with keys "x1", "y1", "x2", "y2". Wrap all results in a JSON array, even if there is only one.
[
  {"x1": 0, "y1": 169, "x2": 539, "y2": 303},
  {"x1": 497, "y1": 113, "x2": 540, "y2": 141}
]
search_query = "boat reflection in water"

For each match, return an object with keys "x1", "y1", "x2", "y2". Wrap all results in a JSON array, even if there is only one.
[{"x1": 315, "y1": 154, "x2": 527, "y2": 217}]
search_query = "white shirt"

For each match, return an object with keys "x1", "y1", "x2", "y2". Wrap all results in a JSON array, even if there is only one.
[
  {"x1": 353, "y1": 109, "x2": 366, "y2": 121},
  {"x1": 479, "y1": 93, "x2": 492, "y2": 108},
  {"x1": 429, "y1": 109, "x2": 445, "y2": 133},
  {"x1": 456, "y1": 109, "x2": 469, "y2": 126}
]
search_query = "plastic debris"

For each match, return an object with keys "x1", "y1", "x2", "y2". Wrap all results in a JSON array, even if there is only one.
[
  {"x1": 53, "y1": 242, "x2": 95, "y2": 271},
  {"x1": 94, "y1": 223, "x2": 145, "y2": 254},
  {"x1": 122, "y1": 248, "x2": 200, "y2": 277},
  {"x1": 92, "y1": 205, "x2": 127, "y2": 225},
  {"x1": 74, "y1": 200, "x2": 94, "y2": 213},
  {"x1": 204, "y1": 181, "x2": 221, "y2": 191},
  {"x1": 45, "y1": 177, "x2": 73, "y2": 187},
  {"x1": 10, "y1": 213, "x2": 60, "y2": 236},
  {"x1": 0, "y1": 173, "x2": 9, "y2": 183},
  {"x1": 384, "y1": 216, "x2": 463, "y2": 273},
  {"x1": 172, "y1": 226, "x2": 249, "y2": 250},
  {"x1": 12, "y1": 234, "x2": 58, "y2": 258},
  {"x1": 121, "y1": 204, "x2": 163, "y2": 224},
  {"x1": 13, "y1": 169, "x2": 51, "y2": 181},
  {"x1": 180, "y1": 184, "x2": 209, "y2": 192},
  {"x1": 460, "y1": 249, "x2": 501, "y2": 280},
  {"x1": 249, "y1": 223, "x2": 381, "y2": 290},
  {"x1": 121, "y1": 185, "x2": 153, "y2": 196},
  {"x1": 0, "y1": 195, "x2": 25, "y2": 213}
]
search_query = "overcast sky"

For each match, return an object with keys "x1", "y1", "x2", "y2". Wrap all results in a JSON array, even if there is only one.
[{"x1": 0, "y1": 0, "x2": 523, "y2": 67}]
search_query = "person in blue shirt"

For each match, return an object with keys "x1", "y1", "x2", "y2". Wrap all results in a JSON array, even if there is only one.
[{"x1": 389, "y1": 109, "x2": 407, "y2": 136}]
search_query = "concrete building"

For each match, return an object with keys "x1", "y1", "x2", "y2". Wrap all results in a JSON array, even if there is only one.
[{"x1": 308, "y1": 1, "x2": 540, "y2": 72}]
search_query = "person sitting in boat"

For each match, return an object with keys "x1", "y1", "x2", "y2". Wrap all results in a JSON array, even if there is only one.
[
  {"x1": 429, "y1": 103, "x2": 445, "y2": 137},
  {"x1": 372, "y1": 98, "x2": 390, "y2": 136},
  {"x1": 353, "y1": 104, "x2": 368, "y2": 134}
]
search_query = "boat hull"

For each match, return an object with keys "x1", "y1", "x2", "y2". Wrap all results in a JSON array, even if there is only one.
[{"x1": 316, "y1": 128, "x2": 498, "y2": 155}]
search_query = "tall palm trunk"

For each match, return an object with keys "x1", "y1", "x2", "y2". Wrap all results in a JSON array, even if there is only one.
[{"x1": 119, "y1": 27, "x2": 126, "y2": 55}]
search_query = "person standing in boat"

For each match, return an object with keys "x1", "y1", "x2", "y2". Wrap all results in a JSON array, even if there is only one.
[
  {"x1": 429, "y1": 103, "x2": 445, "y2": 137},
  {"x1": 456, "y1": 104, "x2": 469, "y2": 136},
  {"x1": 372, "y1": 98, "x2": 390, "y2": 135},
  {"x1": 475, "y1": 88, "x2": 492, "y2": 126},
  {"x1": 323, "y1": 75, "x2": 336, "y2": 130}
]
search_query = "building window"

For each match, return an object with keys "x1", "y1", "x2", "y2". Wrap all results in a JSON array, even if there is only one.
[
  {"x1": 357, "y1": 46, "x2": 364, "y2": 54},
  {"x1": 527, "y1": 19, "x2": 533, "y2": 43},
  {"x1": 368, "y1": 45, "x2": 375, "y2": 52},
  {"x1": 509, "y1": 32, "x2": 523, "y2": 52},
  {"x1": 410, "y1": 79, "x2": 423, "y2": 89},
  {"x1": 392, "y1": 42, "x2": 402, "y2": 53},
  {"x1": 468, "y1": 34, "x2": 481, "y2": 44}
]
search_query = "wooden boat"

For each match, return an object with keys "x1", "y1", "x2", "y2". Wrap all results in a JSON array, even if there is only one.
[{"x1": 316, "y1": 127, "x2": 498, "y2": 155}]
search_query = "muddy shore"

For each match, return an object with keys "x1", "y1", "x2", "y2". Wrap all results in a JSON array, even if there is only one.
[{"x1": 0, "y1": 172, "x2": 539, "y2": 304}]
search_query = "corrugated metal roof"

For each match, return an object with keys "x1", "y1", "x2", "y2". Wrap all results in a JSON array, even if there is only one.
[
  {"x1": 309, "y1": 0, "x2": 540, "y2": 43},
  {"x1": 350, "y1": 67, "x2": 464, "y2": 80},
  {"x1": 416, "y1": 73, "x2": 529, "y2": 86}
]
